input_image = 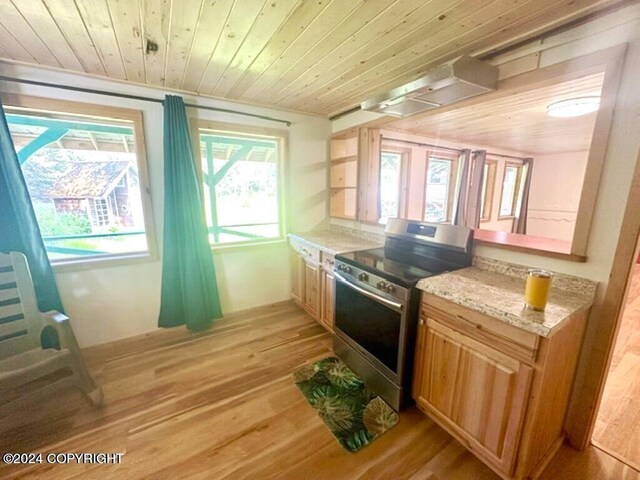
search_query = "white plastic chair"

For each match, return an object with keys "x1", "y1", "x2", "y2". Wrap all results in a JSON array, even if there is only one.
[{"x1": 0, "y1": 251, "x2": 103, "y2": 412}]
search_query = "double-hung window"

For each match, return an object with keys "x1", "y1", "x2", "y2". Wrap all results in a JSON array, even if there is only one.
[
  {"x1": 194, "y1": 122, "x2": 286, "y2": 246},
  {"x1": 424, "y1": 156, "x2": 457, "y2": 223},
  {"x1": 499, "y1": 163, "x2": 523, "y2": 218},
  {"x1": 480, "y1": 161, "x2": 497, "y2": 222},
  {"x1": 379, "y1": 151, "x2": 403, "y2": 224},
  {"x1": 4, "y1": 95, "x2": 156, "y2": 266}
]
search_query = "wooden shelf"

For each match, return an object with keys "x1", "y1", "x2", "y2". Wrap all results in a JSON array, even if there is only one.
[
  {"x1": 331, "y1": 155, "x2": 357, "y2": 163},
  {"x1": 330, "y1": 134, "x2": 359, "y2": 219}
]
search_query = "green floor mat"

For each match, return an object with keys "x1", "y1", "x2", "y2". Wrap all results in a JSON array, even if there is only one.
[{"x1": 293, "y1": 356, "x2": 399, "y2": 453}]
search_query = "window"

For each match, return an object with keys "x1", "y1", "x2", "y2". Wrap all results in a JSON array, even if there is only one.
[
  {"x1": 424, "y1": 157, "x2": 455, "y2": 223},
  {"x1": 379, "y1": 151, "x2": 403, "y2": 224},
  {"x1": 499, "y1": 163, "x2": 523, "y2": 217},
  {"x1": 480, "y1": 161, "x2": 497, "y2": 222},
  {"x1": 5, "y1": 97, "x2": 155, "y2": 264},
  {"x1": 195, "y1": 124, "x2": 285, "y2": 246}
]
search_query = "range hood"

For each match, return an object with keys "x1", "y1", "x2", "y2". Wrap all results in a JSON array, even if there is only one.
[{"x1": 360, "y1": 55, "x2": 498, "y2": 118}]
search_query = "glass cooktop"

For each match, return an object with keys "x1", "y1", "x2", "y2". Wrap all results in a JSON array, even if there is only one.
[{"x1": 336, "y1": 247, "x2": 442, "y2": 287}]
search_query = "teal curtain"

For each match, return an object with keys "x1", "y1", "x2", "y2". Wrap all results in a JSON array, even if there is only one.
[
  {"x1": 0, "y1": 99, "x2": 63, "y2": 348},
  {"x1": 158, "y1": 95, "x2": 222, "y2": 331}
]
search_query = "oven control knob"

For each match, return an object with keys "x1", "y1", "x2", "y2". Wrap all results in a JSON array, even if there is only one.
[
  {"x1": 385, "y1": 284, "x2": 396, "y2": 294},
  {"x1": 343, "y1": 266, "x2": 352, "y2": 274},
  {"x1": 358, "y1": 272, "x2": 369, "y2": 281},
  {"x1": 337, "y1": 264, "x2": 344, "y2": 271},
  {"x1": 376, "y1": 281, "x2": 387, "y2": 290}
]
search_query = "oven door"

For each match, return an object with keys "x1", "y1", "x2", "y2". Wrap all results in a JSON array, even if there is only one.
[{"x1": 334, "y1": 272, "x2": 406, "y2": 383}]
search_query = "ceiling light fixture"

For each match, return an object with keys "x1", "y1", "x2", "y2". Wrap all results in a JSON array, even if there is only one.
[{"x1": 546, "y1": 96, "x2": 600, "y2": 117}]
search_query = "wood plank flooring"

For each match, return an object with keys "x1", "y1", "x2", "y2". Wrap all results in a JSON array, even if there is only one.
[
  {"x1": 0, "y1": 300, "x2": 637, "y2": 479},
  {"x1": 593, "y1": 264, "x2": 640, "y2": 469}
]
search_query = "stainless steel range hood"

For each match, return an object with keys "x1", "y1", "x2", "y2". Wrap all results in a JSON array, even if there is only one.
[{"x1": 360, "y1": 55, "x2": 498, "y2": 118}]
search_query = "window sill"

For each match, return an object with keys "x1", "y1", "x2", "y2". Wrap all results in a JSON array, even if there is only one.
[
  {"x1": 51, "y1": 252, "x2": 157, "y2": 273},
  {"x1": 210, "y1": 238, "x2": 288, "y2": 253},
  {"x1": 497, "y1": 215, "x2": 516, "y2": 221}
]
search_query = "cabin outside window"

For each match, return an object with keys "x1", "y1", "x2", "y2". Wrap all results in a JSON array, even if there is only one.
[
  {"x1": 379, "y1": 151, "x2": 403, "y2": 224},
  {"x1": 480, "y1": 161, "x2": 497, "y2": 222},
  {"x1": 424, "y1": 157, "x2": 457, "y2": 223},
  {"x1": 4, "y1": 97, "x2": 156, "y2": 267},
  {"x1": 194, "y1": 123, "x2": 286, "y2": 247},
  {"x1": 499, "y1": 163, "x2": 524, "y2": 218}
]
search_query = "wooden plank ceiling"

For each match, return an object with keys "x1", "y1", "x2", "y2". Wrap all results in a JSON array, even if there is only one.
[
  {"x1": 386, "y1": 73, "x2": 605, "y2": 155},
  {"x1": 0, "y1": 0, "x2": 626, "y2": 117}
]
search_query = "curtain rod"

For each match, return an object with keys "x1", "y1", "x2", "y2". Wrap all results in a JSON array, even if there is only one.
[
  {"x1": 381, "y1": 136, "x2": 464, "y2": 153},
  {"x1": 486, "y1": 151, "x2": 529, "y2": 161},
  {"x1": 0, "y1": 75, "x2": 292, "y2": 127}
]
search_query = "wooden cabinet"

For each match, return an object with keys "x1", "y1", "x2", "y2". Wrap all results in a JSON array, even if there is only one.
[
  {"x1": 320, "y1": 268, "x2": 335, "y2": 332},
  {"x1": 330, "y1": 128, "x2": 381, "y2": 222},
  {"x1": 289, "y1": 238, "x2": 335, "y2": 332},
  {"x1": 290, "y1": 250, "x2": 305, "y2": 305},
  {"x1": 414, "y1": 293, "x2": 588, "y2": 479},
  {"x1": 414, "y1": 317, "x2": 532, "y2": 474},
  {"x1": 330, "y1": 130, "x2": 359, "y2": 220},
  {"x1": 303, "y1": 261, "x2": 321, "y2": 319}
]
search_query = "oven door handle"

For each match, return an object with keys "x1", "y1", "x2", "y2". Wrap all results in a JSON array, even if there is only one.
[{"x1": 334, "y1": 271, "x2": 404, "y2": 312}]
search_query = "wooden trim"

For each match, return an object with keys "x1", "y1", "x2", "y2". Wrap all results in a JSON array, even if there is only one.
[
  {"x1": 571, "y1": 44, "x2": 627, "y2": 256},
  {"x1": 192, "y1": 119, "x2": 289, "y2": 139},
  {"x1": 190, "y1": 119, "x2": 288, "y2": 243},
  {"x1": 480, "y1": 161, "x2": 497, "y2": 223},
  {"x1": 473, "y1": 230, "x2": 586, "y2": 262},
  {"x1": 564, "y1": 148, "x2": 640, "y2": 449},
  {"x1": 0, "y1": 93, "x2": 159, "y2": 264}
]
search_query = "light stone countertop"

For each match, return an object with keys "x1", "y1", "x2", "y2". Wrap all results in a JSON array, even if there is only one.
[
  {"x1": 417, "y1": 257, "x2": 598, "y2": 337},
  {"x1": 287, "y1": 230, "x2": 383, "y2": 255}
]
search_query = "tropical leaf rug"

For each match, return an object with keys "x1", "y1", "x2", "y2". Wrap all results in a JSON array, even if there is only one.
[{"x1": 293, "y1": 356, "x2": 399, "y2": 452}]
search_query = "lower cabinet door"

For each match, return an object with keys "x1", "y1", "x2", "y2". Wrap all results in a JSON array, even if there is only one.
[
  {"x1": 320, "y1": 270, "x2": 335, "y2": 332},
  {"x1": 303, "y1": 261, "x2": 321, "y2": 320},
  {"x1": 291, "y1": 251, "x2": 305, "y2": 306},
  {"x1": 414, "y1": 317, "x2": 532, "y2": 475}
]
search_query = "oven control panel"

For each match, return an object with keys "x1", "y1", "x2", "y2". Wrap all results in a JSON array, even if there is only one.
[{"x1": 334, "y1": 260, "x2": 409, "y2": 303}]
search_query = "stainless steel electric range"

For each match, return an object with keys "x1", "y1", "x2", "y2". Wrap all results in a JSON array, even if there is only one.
[{"x1": 333, "y1": 218, "x2": 473, "y2": 410}]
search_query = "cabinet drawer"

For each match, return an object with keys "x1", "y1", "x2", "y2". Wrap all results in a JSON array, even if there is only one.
[
  {"x1": 421, "y1": 293, "x2": 540, "y2": 363},
  {"x1": 321, "y1": 252, "x2": 336, "y2": 272},
  {"x1": 289, "y1": 238, "x2": 321, "y2": 264}
]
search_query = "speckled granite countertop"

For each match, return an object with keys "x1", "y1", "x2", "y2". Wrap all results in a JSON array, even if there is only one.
[
  {"x1": 287, "y1": 229, "x2": 383, "y2": 255},
  {"x1": 417, "y1": 257, "x2": 598, "y2": 337}
]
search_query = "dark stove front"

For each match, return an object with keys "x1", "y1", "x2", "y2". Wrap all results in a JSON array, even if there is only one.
[
  {"x1": 333, "y1": 270, "x2": 419, "y2": 410},
  {"x1": 332, "y1": 218, "x2": 473, "y2": 411}
]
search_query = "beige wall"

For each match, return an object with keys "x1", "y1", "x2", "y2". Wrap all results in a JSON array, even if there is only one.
[
  {"x1": 528, "y1": 151, "x2": 588, "y2": 241},
  {"x1": 0, "y1": 63, "x2": 331, "y2": 347}
]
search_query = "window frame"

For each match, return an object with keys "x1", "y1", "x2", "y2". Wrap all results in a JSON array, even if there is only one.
[
  {"x1": 498, "y1": 162, "x2": 524, "y2": 219},
  {"x1": 1, "y1": 93, "x2": 158, "y2": 271},
  {"x1": 480, "y1": 160, "x2": 497, "y2": 223},
  {"x1": 423, "y1": 153, "x2": 459, "y2": 224},
  {"x1": 191, "y1": 120, "x2": 288, "y2": 250},
  {"x1": 378, "y1": 147, "x2": 409, "y2": 224}
]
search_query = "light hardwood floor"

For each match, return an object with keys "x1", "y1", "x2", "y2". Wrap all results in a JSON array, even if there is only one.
[
  {"x1": 1, "y1": 301, "x2": 638, "y2": 479},
  {"x1": 593, "y1": 264, "x2": 640, "y2": 469}
]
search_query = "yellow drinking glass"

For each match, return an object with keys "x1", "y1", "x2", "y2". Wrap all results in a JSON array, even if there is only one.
[{"x1": 524, "y1": 269, "x2": 553, "y2": 311}]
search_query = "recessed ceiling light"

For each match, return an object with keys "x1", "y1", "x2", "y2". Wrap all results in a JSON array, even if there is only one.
[{"x1": 547, "y1": 97, "x2": 600, "y2": 117}]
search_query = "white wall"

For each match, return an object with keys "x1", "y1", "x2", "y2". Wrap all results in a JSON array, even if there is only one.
[
  {"x1": 527, "y1": 151, "x2": 588, "y2": 241},
  {"x1": 0, "y1": 63, "x2": 331, "y2": 347}
]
